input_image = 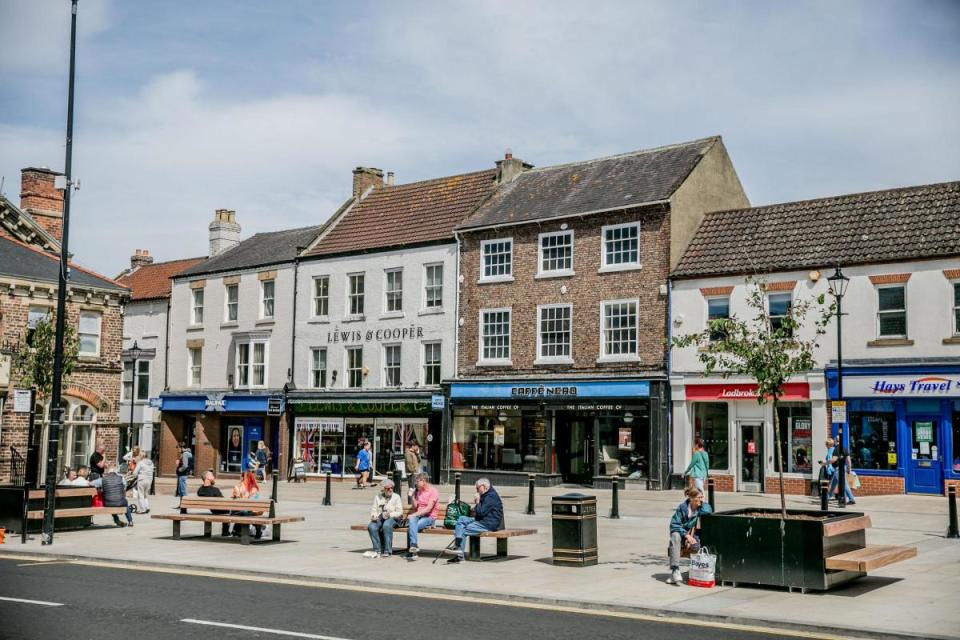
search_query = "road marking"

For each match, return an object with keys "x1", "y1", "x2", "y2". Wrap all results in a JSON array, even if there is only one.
[
  {"x1": 0, "y1": 596, "x2": 63, "y2": 607},
  {"x1": 49, "y1": 558, "x2": 845, "y2": 639},
  {"x1": 182, "y1": 619, "x2": 350, "y2": 639},
  {"x1": 18, "y1": 560, "x2": 70, "y2": 567}
]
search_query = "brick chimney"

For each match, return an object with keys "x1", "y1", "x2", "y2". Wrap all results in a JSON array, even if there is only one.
[
  {"x1": 495, "y1": 149, "x2": 531, "y2": 184},
  {"x1": 130, "y1": 249, "x2": 154, "y2": 269},
  {"x1": 352, "y1": 167, "x2": 384, "y2": 197},
  {"x1": 20, "y1": 167, "x2": 64, "y2": 241},
  {"x1": 209, "y1": 209, "x2": 241, "y2": 256}
]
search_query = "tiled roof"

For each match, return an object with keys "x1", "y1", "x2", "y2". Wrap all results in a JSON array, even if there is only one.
[
  {"x1": 179, "y1": 225, "x2": 326, "y2": 278},
  {"x1": 117, "y1": 257, "x2": 206, "y2": 301},
  {"x1": 304, "y1": 169, "x2": 498, "y2": 257},
  {"x1": 0, "y1": 235, "x2": 128, "y2": 292},
  {"x1": 672, "y1": 181, "x2": 960, "y2": 278},
  {"x1": 458, "y1": 137, "x2": 718, "y2": 230}
]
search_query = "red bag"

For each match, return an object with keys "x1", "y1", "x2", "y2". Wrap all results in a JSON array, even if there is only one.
[{"x1": 92, "y1": 492, "x2": 104, "y2": 508}]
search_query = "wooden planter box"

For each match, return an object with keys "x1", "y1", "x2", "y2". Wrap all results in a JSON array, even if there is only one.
[{"x1": 700, "y1": 508, "x2": 876, "y2": 591}]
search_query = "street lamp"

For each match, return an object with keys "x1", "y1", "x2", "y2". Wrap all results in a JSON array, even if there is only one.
[
  {"x1": 827, "y1": 265, "x2": 850, "y2": 508},
  {"x1": 126, "y1": 341, "x2": 144, "y2": 459}
]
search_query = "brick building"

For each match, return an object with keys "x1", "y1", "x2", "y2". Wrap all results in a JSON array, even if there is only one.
[
  {"x1": 0, "y1": 168, "x2": 128, "y2": 484},
  {"x1": 449, "y1": 138, "x2": 748, "y2": 487}
]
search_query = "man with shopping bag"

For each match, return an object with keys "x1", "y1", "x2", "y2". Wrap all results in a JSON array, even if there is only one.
[{"x1": 667, "y1": 486, "x2": 712, "y2": 585}]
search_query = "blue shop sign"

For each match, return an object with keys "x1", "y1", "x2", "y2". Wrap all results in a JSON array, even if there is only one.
[
  {"x1": 450, "y1": 380, "x2": 650, "y2": 400},
  {"x1": 160, "y1": 393, "x2": 283, "y2": 414}
]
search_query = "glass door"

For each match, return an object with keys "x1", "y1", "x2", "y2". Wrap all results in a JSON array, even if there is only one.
[
  {"x1": 556, "y1": 414, "x2": 594, "y2": 484},
  {"x1": 738, "y1": 422, "x2": 764, "y2": 492},
  {"x1": 906, "y1": 416, "x2": 943, "y2": 494}
]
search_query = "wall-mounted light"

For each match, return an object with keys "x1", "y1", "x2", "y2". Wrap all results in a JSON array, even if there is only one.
[
  {"x1": 498, "y1": 410, "x2": 508, "y2": 423},
  {"x1": 623, "y1": 411, "x2": 634, "y2": 424}
]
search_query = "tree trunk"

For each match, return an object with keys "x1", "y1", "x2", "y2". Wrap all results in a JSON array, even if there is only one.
[{"x1": 772, "y1": 396, "x2": 787, "y2": 519}]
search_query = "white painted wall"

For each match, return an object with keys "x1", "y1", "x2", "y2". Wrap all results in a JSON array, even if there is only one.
[
  {"x1": 120, "y1": 299, "x2": 168, "y2": 448},
  {"x1": 295, "y1": 244, "x2": 457, "y2": 390}
]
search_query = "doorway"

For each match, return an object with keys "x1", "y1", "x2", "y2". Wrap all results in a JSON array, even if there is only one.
[
  {"x1": 905, "y1": 416, "x2": 943, "y2": 494},
  {"x1": 556, "y1": 414, "x2": 594, "y2": 484},
  {"x1": 739, "y1": 422, "x2": 764, "y2": 492}
]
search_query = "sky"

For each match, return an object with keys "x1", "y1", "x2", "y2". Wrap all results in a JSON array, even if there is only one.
[{"x1": 1, "y1": 0, "x2": 958, "y2": 277}]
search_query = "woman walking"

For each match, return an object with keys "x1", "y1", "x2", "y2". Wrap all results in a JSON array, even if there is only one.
[
  {"x1": 683, "y1": 438, "x2": 709, "y2": 491},
  {"x1": 132, "y1": 451, "x2": 154, "y2": 514},
  {"x1": 255, "y1": 441, "x2": 270, "y2": 481}
]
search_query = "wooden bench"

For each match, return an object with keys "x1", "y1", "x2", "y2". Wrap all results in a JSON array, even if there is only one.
[
  {"x1": 822, "y1": 515, "x2": 917, "y2": 574},
  {"x1": 25, "y1": 488, "x2": 127, "y2": 525},
  {"x1": 151, "y1": 496, "x2": 305, "y2": 545},
  {"x1": 350, "y1": 504, "x2": 537, "y2": 560}
]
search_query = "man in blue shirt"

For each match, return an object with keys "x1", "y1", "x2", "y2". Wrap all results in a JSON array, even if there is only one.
[{"x1": 448, "y1": 478, "x2": 503, "y2": 564}]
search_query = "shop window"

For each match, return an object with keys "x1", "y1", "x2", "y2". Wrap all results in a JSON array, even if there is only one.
[
  {"x1": 877, "y1": 285, "x2": 906, "y2": 337},
  {"x1": 480, "y1": 308, "x2": 511, "y2": 363},
  {"x1": 952, "y1": 401, "x2": 960, "y2": 473},
  {"x1": 452, "y1": 409, "x2": 546, "y2": 473},
  {"x1": 707, "y1": 297, "x2": 729, "y2": 342},
  {"x1": 348, "y1": 273, "x2": 365, "y2": 316},
  {"x1": 537, "y1": 304, "x2": 572, "y2": 361},
  {"x1": 344, "y1": 418, "x2": 375, "y2": 474},
  {"x1": 224, "y1": 283, "x2": 239, "y2": 322},
  {"x1": 601, "y1": 222, "x2": 640, "y2": 270},
  {"x1": 260, "y1": 279, "x2": 275, "y2": 319},
  {"x1": 848, "y1": 399, "x2": 897, "y2": 471},
  {"x1": 481, "y1": 238, "x2": 513, "y2": 281},
  {"x1": 223, "y1": 425, "x2": 244, "y2": 473},
  {"x1": 424, "y1": 263, "x2": 443, "y2": 308},
  {"x1": 385, "y1": 268, "x2": 403, "y2": 313},
  {"x1": 293, "y1": 418, "x2": 321, "y2": 474},
  {"x1": 78, "y1": 311, "x2": 101, "y2": 356},
  {"x1": 383, "y1": 344, "x2": 401, "y2": 387},
  {"x1": 310, "y1": 348, "x2": 327, "y2": 388},
  {"x1": 122, "y1": 359, "x2": 150, "y2": 402},
  {"x1": 191, "y1": 289, "x2": 204, "y2": 325},
  {"x1": 774, "y1": 402, "x2": 813, "y2": 474},
  {"x1": 601, "y1": 299, "x2": 638, "y2": 359},
  {"x1": 347, "y1": 346, "x2": 363, "y2": 388},
  {"x1": 538, "y1": 230, "x2": 573, "y2": 276},
  {"x1": 768, "y1": 293, "x2": 792, "y2": 337},
  {"x1": 313, "y1": 276, "x2": 329, "y2": 317},
  {"x1": 423, "y1": 342, "x2": 441, "y2": 385},
  {"x1": 692, "y1": 402, "x2": 729, "y2": 471},
  {"x1": 597, "y1": 411, "x2": 649, "y2": 478}
]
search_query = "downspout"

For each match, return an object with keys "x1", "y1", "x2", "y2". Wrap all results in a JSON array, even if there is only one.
[
  {"x1": 284, "y1": 252, "x2": 303, "y2": 477},
  {"x1": 666, "y1": 276, "x2": 674, "y2": 490},
  {"x1": 163, "y1": 296, "x2": 172, "y2": 390}
]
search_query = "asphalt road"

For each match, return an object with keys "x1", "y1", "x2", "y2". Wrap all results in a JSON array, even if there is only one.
[{"x1": 0, "y1": 557, "x2": 805, "y2": 640}]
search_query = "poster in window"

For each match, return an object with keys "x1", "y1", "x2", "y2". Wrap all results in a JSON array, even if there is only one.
[
  {"x1": 618, "y1": 427, "x2": 634, "y2": 451},
  {"x1": 226, "y1": 426, "x2": 243, "y2": 472},
  {"x1": 493, "y1": 424, "x2": 505, "y2": 446},
  {"x1": 914, "y1": 422, "x2": 933, "y2": 443},
  {"x1": 790, "y1": 417, "x2": 812, "y2": 472}
]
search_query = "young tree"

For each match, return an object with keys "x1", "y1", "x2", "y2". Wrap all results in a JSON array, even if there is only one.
[
  {"x1": 13, "y1": 316, "x2": 80, "y2": 401},
  {"x1": 673, "y1": 278, "x2": 834, "y2": 518}
]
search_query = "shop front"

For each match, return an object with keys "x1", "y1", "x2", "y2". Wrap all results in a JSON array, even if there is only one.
[
  {"x1": 158, "y1": 392, "x2": 285, "y2": 479},
  {"x1": 287, "y1": 391, "x2": 442, "y2": 482},
  {"x1": 826, "y1": 364, "x2": 960, "y2": 495},
  {"x1": 671, "y1": 377, "x2": 826, "y2": 494},
  {"x1": 445, "y1": 379, "x2": 667, "y2": 487}
]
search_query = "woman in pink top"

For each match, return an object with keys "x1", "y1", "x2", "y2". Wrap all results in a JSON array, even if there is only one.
[{"x1": 404, "y1": 473, "x2": 439, "y2": 561}]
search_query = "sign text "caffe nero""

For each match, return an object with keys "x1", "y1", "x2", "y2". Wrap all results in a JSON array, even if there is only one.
[
  {"x1": 326, "y1": 325, "x2": 424, "y2": 344},
  {"x1": 512, "y1": 385, "x2": 579, "y2": 398}
]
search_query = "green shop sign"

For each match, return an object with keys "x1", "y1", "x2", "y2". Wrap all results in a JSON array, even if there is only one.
[{"x1": 291, "y1": 401, "x2": 432, "y2": 417}]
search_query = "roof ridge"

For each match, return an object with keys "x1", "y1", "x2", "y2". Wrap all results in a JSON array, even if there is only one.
[
  {"x1": 703, "y1": 179, "x2": 960, "y2": 218},
  {"x1": 523, "y1": 136, "x2": 719, "y2": 175},
  {"x1": 366, "y1": 167, "x2": 497, "y2": 192}
]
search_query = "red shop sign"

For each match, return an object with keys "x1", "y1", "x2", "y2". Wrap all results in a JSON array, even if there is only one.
[{"x1": 685, "y1": 382, "x2": 810, "y2": 401}]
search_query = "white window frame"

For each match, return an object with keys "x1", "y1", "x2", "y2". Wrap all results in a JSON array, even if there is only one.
[
  {"x1": 598, "y1": 298, "x2": 639, "y2": 362},
  {"x1": 535, "y1": 303, "x2": 574, "y2": 364},
  {"x1": 599, "y1": 222, "x2": 641, "y2": 272},
  {"x1": 423, "y1": 263, "x2": 444, "y2": 310},
  {"x1": 537, "y1": 230, "x2": 575, "y2": 278},
  {"x1": 347, "y1": 273, "x2": 365, "y2": 317},
  {"x1": 478, "y1": 307, "x2": 512, "y2": 365},
  {"x1": 313, "y1": 276, "x2": 329, "y2": 318},
  {"x1": 235, "y1": 339, "x2": 269, "y2": 389},
  {"x1": 422, "y1": 341, "x2": 442, "y2": 386},
  {"x1": 188, "y1": 347, "x2": 202, "y2": 387},
  {"x1": 706, "y1": 296, "x2": 731, "y2": 342},
  {"x1": 767, "y1": 292, "x2": 793, "y2": 337},
  {"x1": 384, "y1": 268, "x2": 404, "y2": 314},
  {"x1": 383, "y1": 343, "x2": 402, "y2": 387},
  {"x1": 224, "y1": 283, "x2": 239, "y2": 323},
  {"x1": 78, "y1": 311, "x2": 102, "y2": 356},
  {"x1": 191, "y1": 289, "x2": 204, "y2": 325},
  {"x1": 346, "y1": 346, "x2": 364, "y2": 388},
  {"x1": 121, "y1": 359, "x2": 151, "y2": 402},
  {"x1": 953, "y1": 281, "x2": 960, "y2": 336},
  {"x1": 480, "y1": 238, "x2": 514, "y2": 283},
  {"x1": 310, "y1": 347, "x2": 327, "y2": 388},
  {"x1": 876, "y1": 284, "x2": 907, "y2": 339},
  {"x1": 260, "y1": 279, "x2": 276, "y2": 320}
]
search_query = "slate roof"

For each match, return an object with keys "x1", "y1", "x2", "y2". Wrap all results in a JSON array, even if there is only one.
[
  {"x1": 178, "y1": 225, "x2": 326, "y2": 278},
  {"x1": 672, "y1": 181, "x2": 960, "y2": 279},
  {"x1": 304, "y1": 169, "x2": 498, "y2": 258},
  {"x1": 458, "y1": 137, "x2": 718, "y2": 230},
  {"x1": 117, "y1": 257, "x2": 206, "y2": 301},
  {"x1": 0, "y1": 234, "x2": 127, "y2": 291}
]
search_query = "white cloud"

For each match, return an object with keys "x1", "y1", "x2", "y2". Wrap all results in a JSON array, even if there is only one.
[{"x1": 0, "y1": 0, "x2": 111, "y2": 74}]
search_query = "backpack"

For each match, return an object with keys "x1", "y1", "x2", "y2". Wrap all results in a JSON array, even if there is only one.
[{"x1": 444, "y1": 501, "x2": 472, "y2": 529}]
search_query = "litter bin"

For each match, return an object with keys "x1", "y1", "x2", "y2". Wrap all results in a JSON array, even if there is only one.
[{"x1": 552, "y1": 493, "x2": 597, "y2": 567}]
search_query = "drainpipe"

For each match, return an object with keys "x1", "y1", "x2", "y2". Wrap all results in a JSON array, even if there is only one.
[
  {"x1": 284, "y1": 251, "x2": 304, "y2": 478},
  {"x1": 665, "y1": 276, "x2": 674, "y2": 489}
]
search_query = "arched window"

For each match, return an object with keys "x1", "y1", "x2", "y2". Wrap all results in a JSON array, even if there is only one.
[{"x1": 40, "y1": 399, "x2": 98, "y2": 479}]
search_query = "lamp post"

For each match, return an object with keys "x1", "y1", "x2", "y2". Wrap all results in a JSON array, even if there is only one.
[
  {"x1": 126, "y1": 341, "x2": 144, "y2": 459},
  {"x1": 828, "y1": 265, "x2": 850, "y2": 508}
]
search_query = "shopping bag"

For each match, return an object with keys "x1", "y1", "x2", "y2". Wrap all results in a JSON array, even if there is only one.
[
  {"x1": 688, "y1": 547, "x2": 716, "y2": 588},
  {"x1": 91, "y1": 492, "x2": 104, "y2": 508},
  {"x1": 847, "y1": 472, "x2": 861, "y2": 490}
]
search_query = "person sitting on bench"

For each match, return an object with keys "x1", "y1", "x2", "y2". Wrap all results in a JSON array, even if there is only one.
[
  {"x1": 365, "y1": 479, "x2": 403, "y2": 558},
  {"x1": 667, "y1": 486, "x2": 712, "y2": 585},
  {"x1": 404, "y1": 473, "x2": 439, "y2": 561},
  {"x1": 197, "y1": 470, "x2": 231, "y2": 536},
  {"x1": 101, "y1": 464, "x2": 135, "y2": 527},
  {"x1": 448, "y1": 477, "x2": 503, "y2": 564},
  {"x1": 59, "y1": 468, "x2": 77, "y2": 486},
  {"x1": 230, "y1": 471, "x2": 264, "y2": 539}
]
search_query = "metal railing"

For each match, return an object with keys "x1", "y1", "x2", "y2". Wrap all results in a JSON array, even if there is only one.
[{"x1": 9, "y1": 446, "x2": 26, "y2": 487}]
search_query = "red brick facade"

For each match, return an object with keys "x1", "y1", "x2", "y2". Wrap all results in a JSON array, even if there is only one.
[
  {"x1": 457, "y1": 205, "x2": 670, "y2": 377},
  {"x1": 19, "y1": 168, "x2": 65, "y2": 242}
]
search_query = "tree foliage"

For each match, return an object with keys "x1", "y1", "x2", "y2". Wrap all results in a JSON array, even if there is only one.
[
  {"x1": 13, "y1": 316, "x2": 79, "y2": 400},
  {"x1": 672, "y1": 277, "x2": 835, "y2": 518}
]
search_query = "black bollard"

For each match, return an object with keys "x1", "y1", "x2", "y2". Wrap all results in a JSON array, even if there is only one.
[
  {"x1": 270, "y1": 471, "x2": 279, "y2": 518},
  {"x1": 610, "y1": 478, "x2": 620, "y2": 519},
  {"x1": 820, "y1": 480, "x2": 829, "y2": 512},
  {"x1": 455, "y1": 472, "x2": 462, "y2": 503},
  {"x1": 525, "y1": 474, "x2": 536, "y2": 515},
  {"x1": 392, "y1": 468, "x2": 402, "y2": 493},
  {"x1": 322, "y1": 471, "x2": 332, "y2": 506},
  {"x1": 948, "y1": 485, "x2": 959, "y2": 539},
  {"x1": 707, "y1": 477, "x2": 716, "y2": 511}
]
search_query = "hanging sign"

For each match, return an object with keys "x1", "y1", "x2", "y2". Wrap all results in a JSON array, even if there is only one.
[
  {"x1": 431, "y1": 394, "x2": 445, "y2": 410},
  {"x1": 267, "y1": 397, "x2": 283, "y2": 416},
  {"x1": 13, "y1": 389, "x2": 32, "y2": 413}
]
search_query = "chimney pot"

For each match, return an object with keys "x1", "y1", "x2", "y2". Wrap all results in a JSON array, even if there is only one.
[
  {"x1": 130, "y1": 248, "x2": 154, "y2": 269},
  {"x1": 505, "y1": 149, "x2": 513, "y2": 160},
  {"x1": 386, "y1": 171, "x2": 395, "y2": 186}
]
